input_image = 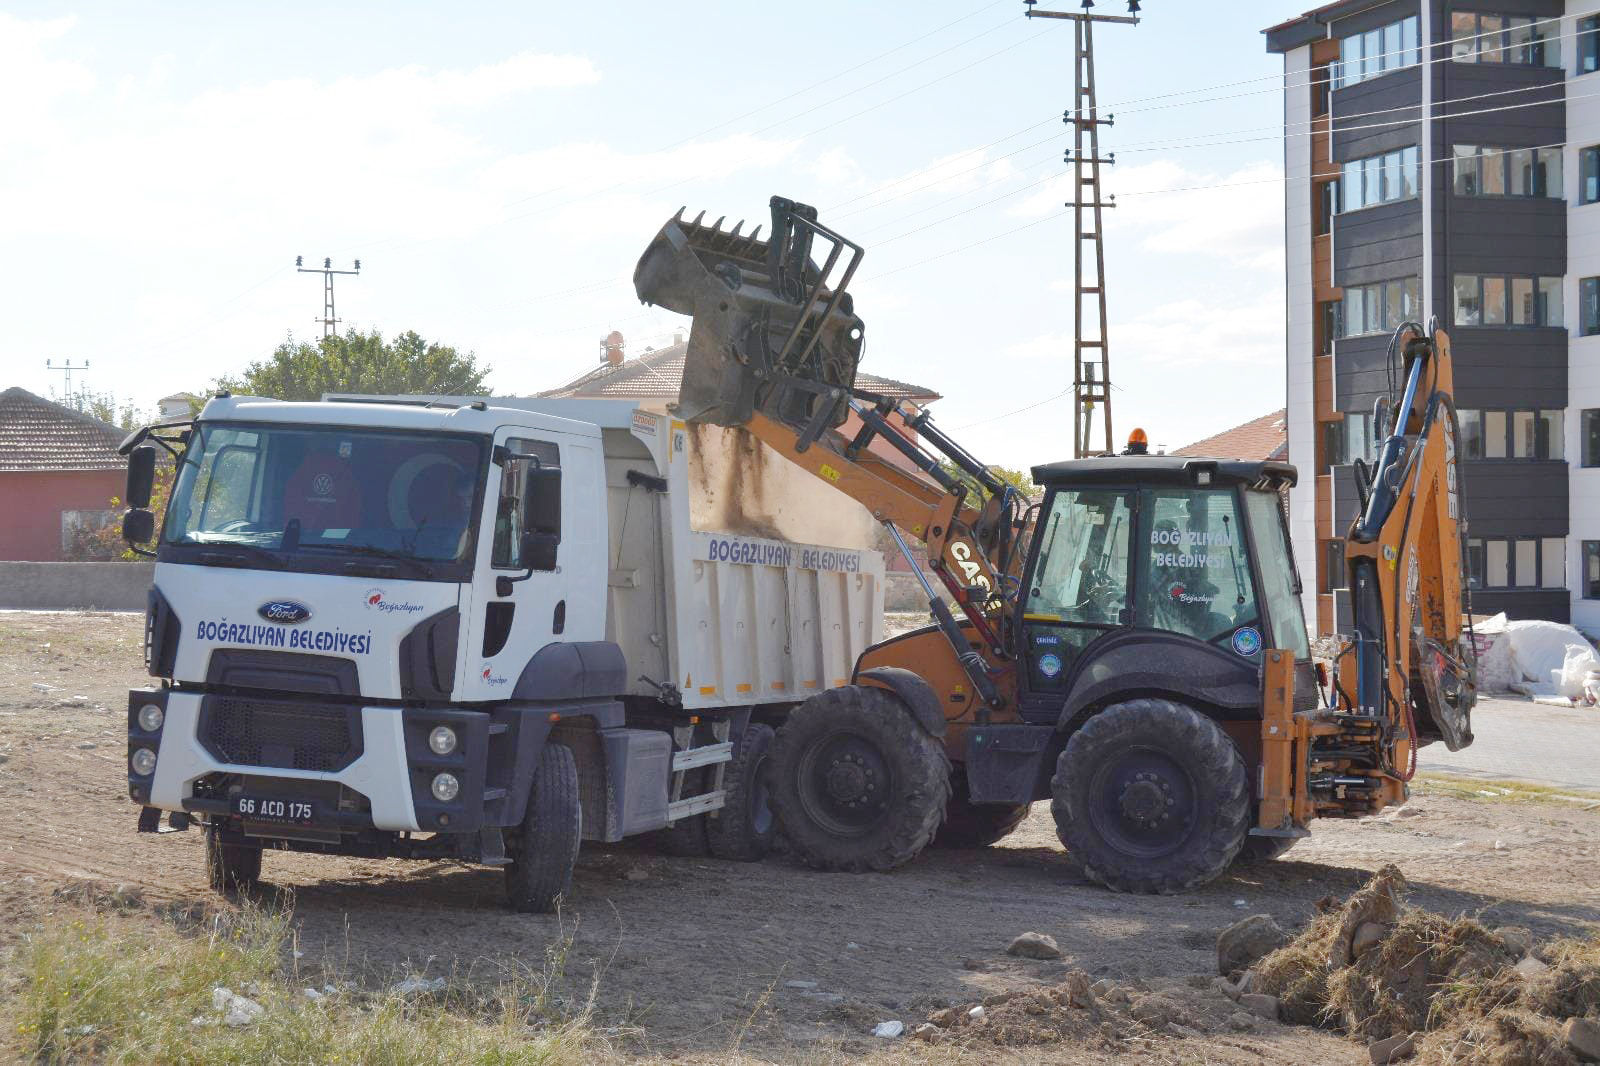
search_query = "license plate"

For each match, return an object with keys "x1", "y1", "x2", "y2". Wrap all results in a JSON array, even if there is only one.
[{"x1": 234, "y1": 796, "x2": 318, "y2": 823}]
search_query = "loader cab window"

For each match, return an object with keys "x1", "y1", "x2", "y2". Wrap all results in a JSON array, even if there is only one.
[
  {"x1": 1024, "y1": 489, "x2": 1134, "y2": 692},
  {"x1": 491, "y1": 438, "x2": 560, "y2": 569},
  {"x1": 1244, "y1": 489, "x2": 1311, "y2": 659},
  {"x1": 1138, "y1": 488, "x2": 1260, "y2": 649}
]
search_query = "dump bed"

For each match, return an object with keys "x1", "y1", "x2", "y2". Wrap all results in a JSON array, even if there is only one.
[{"x1": 486, "y1": 398, "x2": 885, "y2": 711}]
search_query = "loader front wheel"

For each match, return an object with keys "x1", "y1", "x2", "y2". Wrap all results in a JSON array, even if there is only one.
[
  {"x1": 505, "y1": 743, "x2": 581, "y2": 913},
  {"x1": 1051, "y1": 699, "x2": 1249, "y2": 894},
  {"x1": 770, "y1": 686, "x2": 950, "y2": 873}
]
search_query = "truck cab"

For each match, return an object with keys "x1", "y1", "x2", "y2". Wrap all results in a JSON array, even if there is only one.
[{"x1": 120, "y1": 394, "x2": 886, "y2": 911}]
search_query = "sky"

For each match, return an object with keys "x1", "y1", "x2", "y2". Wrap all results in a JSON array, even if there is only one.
[{"x1": 2, "y1": 1, "x2": 1294, "y2": 469}]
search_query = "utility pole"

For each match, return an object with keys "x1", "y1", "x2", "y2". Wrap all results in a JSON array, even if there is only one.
[
  {"x1": 1025, "y1": 0, "x2": 1139, "y2": 457},
  {"x1": 296, "y1": 256, "x2": 361, "y2": 339},
  {"x1": 45, "y1": 358, "x2": 90, "y2": 400}
]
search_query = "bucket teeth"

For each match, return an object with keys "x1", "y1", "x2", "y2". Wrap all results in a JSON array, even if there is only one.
[
  {"x1": 673, "y1": 206, "x2": 685, "y2": 221},
  {"x1": 712, "y1": 215, "x2": 725, "y2": 232},
  {"x1": 691, "y1": 210, "x2": 706, "y2": 227}
]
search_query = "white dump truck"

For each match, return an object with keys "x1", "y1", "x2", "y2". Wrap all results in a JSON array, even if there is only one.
[{"x1": 118, "y1": 393, "x2": 883, "y2": 911}]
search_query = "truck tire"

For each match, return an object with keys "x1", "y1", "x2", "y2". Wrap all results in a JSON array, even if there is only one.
[
  {"x1": 651, "y1": 766, "x2": 710, "y2": 857},
  {"x1": 1050, "y1": 699, "x2": 1249, "y2": 894},
  {"x1": 505, "y1": 742, "x2": 581, "y2": 914},
  {"x1": 769, "y1": 685, "x2": 950, "y2": 873},
  {"x1": 205, "y1": 824, "x2": 262, "y2": 894},
  {"x1": 931, "y1": 773, "x2": 1029, "y2": 848},
  {"x1": 1236, "y1": 835, "x2": 1298, "y2": 864},
  {"x1": 707, "y1": 722, "x2": 777, "y2": 861}
]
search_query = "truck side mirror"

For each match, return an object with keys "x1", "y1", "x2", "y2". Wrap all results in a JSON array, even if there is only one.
[
  {"x1": 127, "y1": 445, "x2": 157, "y2": 509},
  {"x1": 520, "y1": 530, "x2": 560, "y2": 572},
  {"x1": 122, "y1": 508, "x2": 155, "y2": 546},
  {"x1": 521, "y1": 465, "x2": 561, "y2": 541}
]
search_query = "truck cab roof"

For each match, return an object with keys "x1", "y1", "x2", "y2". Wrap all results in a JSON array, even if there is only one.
[
  {"x1": 1029, "y1": 455, "x2": 1298, "y2": 491},
  {"x1": 195, "y1": 393, "x2": 607, "y2": 439}
]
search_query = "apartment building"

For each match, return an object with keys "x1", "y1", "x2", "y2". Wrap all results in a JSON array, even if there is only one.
[{"x1": 1264, "y1": 2, "x2": 1600, "y2": 634}]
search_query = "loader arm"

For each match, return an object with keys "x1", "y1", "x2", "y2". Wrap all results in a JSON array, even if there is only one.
[
  {"x1": 634, "y1": 196, "x2": 1031, "y2": 709},
  {"x1": 1332, "y1": 324, "x2": 1476, "y2": 813}
]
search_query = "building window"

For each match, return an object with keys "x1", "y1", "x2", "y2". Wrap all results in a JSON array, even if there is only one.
[
  {"x1": 1322, "y1": 540, "x2": 1346, "y2": 594},
  {"x1": 1335, "y1": 15, "x2": 1421, "y2": 88},
  {"x1": 1452, "y1": 145, "x2": 1562, "y2": 198},
  {"x1": 1341, "y1": 277, "x2": 1420, "y2": 337},
  {"x1": 1581, "y1": 16, "x2": 1598, "y2": 75},
  {"x1": 1454, "y1": 275, "x2": 1562, "y2": 328},
  {"x1": 1583, "y1": 277, "x2": 1600, "y2": 337},
  {"x1": 1341, "y1": 147, "x2": 1419, "y2": 212},
  {"x1": 1458, "y1": 409, "x2": 1484, "y2": 459},
  {"x1": 1586, "y1": 541, "x2": 1600, "y2": 598},
  {"x1": 1316, "y1": 180, "x2": 1338, "y2": 235},
  {"x1": 1583, "y1": 410, "x2": 1600, "y2": 467},
  {"x1": 1464, "y1": 409, "x2": 1565, "y2": 460},
  {"x1": 1451, "y1": 12, "x2": 1561, "y2": 67},
  {"x1": 1583, "y1": 147, "x2": 1600, "y2": 206},
  {"x1": 1473, "y1": 537, "x2": 1566, "y2": 589},
  {"x1": 1320, "y1": 300, "x2": 1342, "y2": 350},
  {"x1": 1342, "y1": 411, "x2": 1376, "y2": 464}
]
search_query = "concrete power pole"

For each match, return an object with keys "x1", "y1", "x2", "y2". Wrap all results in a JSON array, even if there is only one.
[
  {"x1": 297, "y1": 256, "x2": 361, "y2": 339},
  {"x1": 1025, "y1": 0, "x2": 1139, "y2": 457}
]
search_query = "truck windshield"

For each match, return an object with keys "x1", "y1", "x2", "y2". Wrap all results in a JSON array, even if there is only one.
[{"x1": 162, "y1": 422, "x2": 485, "y2": 575}]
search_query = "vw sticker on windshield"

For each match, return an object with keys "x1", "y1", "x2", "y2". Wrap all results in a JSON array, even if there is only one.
[{"x1": 1231, "y1": 626, "x2": 1262, "y2": 657}]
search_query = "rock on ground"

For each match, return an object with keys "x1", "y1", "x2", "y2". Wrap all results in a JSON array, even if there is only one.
[
  {"x1": 1007, "y1": 931, "x2": 1062, "y2": 960},
  {"x1": 1566, "y1": 1017, "x2": 1600, "y2": 1061},
  {"x1": 1218, "y1": 914, "x2": 1289, "y2": 976},
  {"x1": 1367, "y1": 1031, "x2": 1416, "y2": 1064}
]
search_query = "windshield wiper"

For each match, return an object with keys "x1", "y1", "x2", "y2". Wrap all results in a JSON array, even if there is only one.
[
  {"x1": 190, "y1": 541, "x2": 283, "y2": 567},
  {"x1": 323, "y1": 543, "x2": 437, "y2": 577}
]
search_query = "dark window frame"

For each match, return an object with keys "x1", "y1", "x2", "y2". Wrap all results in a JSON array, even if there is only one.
[
  {"x1": 1582, "y1": 277, "x2": 1600, "y2": 337},
  {"x1": 1471, "y1": 535, "x2": 1567, "y2": 589},
  {"x1": 1582, "y1": 146, "x2": 1600, "y2": 206},
  {"x1": 1453, "y1": 273, "x2": 1563, "y2": 328}
]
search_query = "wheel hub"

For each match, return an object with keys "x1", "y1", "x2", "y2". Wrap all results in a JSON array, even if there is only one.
[
  {"x1": 825, "y1": 755, "x2": 873, "y2": 804},
  {"x1": 796, "y1": 731, "x2": 893, "y2": 837},
  {"x1": 1119, "y1": 774, "x2": 1173, "y2": 826},
  {"x1": 1087, "y1": 748, "x2": 1196, "y2": 859}
]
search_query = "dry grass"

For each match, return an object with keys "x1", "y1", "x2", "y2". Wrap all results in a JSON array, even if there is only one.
[
  {"x1": 1412, "y1": 773, "x2": 1597, "y2": 806},
  {"x1": 2, "y1": 900, "x2": 599, "y2": 1065}
]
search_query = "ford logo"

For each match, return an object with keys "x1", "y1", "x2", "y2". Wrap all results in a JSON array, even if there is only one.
[{"x1": 258, "y1": 600, "x2": 312, "y2": 624}]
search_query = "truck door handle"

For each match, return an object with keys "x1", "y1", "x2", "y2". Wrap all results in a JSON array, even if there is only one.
[{"x1": 552, "y1": 600, "x2": 566, "y2": 635}]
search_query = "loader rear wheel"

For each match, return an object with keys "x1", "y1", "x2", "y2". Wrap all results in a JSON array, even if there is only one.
[
  {"x1": 1051, "y1": 699, "x2": 1249, "y2": 894},
  {"x1": 505, "y1": 743, "x2": 581, "y2": 914},
  {"x1": 707, "y1": 723, "x2": 777, "y2": 861},
  {"x1": 205, "y1": 824, "x2": 262, "y2": 894},
  {"x1": 931, "y1": 772, "x2": 1029, "y2": 849},
  {"x1": 770, "y1": 685, "x2": 950, "y2": 873}
]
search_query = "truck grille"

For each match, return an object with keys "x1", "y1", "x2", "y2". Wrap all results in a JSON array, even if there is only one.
[{"x1": 200, "y1": 697, "x2": 361, "y2": 773}]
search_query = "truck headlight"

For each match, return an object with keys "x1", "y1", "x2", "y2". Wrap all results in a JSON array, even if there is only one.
[
  {"x1": 137, "y1": 704, "x2": 164, "y2": 732},
  {"x1": 130, "y1": 747, "x2": 157, "y2": 776},
  {"x1": 428, "y1": 726, "x2": 458, "y2": 756},
  {"x1": 431, "y1": 773, "x2": 460, "y2": 803}
]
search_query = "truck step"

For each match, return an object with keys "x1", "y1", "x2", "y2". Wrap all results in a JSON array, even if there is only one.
[
  {"x1": 667, "y1": 789, "x2": 726, "y2": 822},
  {"x1": 672, "y1": 742, "x2": 733, "y2": 772}
]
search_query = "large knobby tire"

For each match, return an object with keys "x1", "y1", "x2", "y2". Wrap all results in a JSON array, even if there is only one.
[
  {"x1": 205, "y1": 824, "x2": 263, "y2": 894},
  {"x1": 505, "y1": 743, "x2": 581, "y2": 913},
  {"x1": 1236, "y1": 834, "x2": 1298, "y2": 864},
  {"x1": 651, "y1": 766, "x2": 711, "y2": 857},
  {"x1": 769, "y1": 685, "x2": 950, "y2": 873},
  {"x1": 930, "y1": 771, "x2": 1029, "y2": 849},
  {"x1": 1051, "y1": 699, "x2": 1249, "y2": 894},
  {"x1": 707, "y1": 723, "x2": 778, "y2": 861}
]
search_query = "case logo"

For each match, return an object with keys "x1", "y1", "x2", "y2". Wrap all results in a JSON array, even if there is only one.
[{"x1": 258, "y1": 600, "x2": 312, "y2": 625}]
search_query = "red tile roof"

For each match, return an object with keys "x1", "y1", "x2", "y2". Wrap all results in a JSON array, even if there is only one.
[
  {"x1": 0, "y1": 388, "x2": 127, "y2": 473},
  {"x1": 541, "y1": 342, "x2": 940, "y2": 403},
  {"x1": 1171, "y1": 409, "x2": 1288, "y2": 461}
]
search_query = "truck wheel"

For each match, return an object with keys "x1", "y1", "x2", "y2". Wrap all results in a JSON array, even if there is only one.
[
  {"x1": 1236, "y1": 835, "x2": 1298, "y2": 864},
  {"x1": 505, "y1": 743, "x2": 581, "y2": 914},
  {"x1": 707, "y1": 723, "x2": 777, "y2": 861},
  {"x1": 1051, "y1": 699, "x2": 1248, "y2": 894},
  {"x1": 931, "y1": 773, "x2": 1029, "y2": 849},
  {"x1": 651, "y1": 766, "x2": 710, "y2": 857},
  {"x1": 769, "y1": 685, "x2": 950, "y2": 873},
  {"x1": 205, "y1": 824, "x2": 262, "y2": 894}
]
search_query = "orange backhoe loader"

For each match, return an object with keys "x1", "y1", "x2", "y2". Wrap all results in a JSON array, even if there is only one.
[{"x1": 634, "y1": 195, "x2": 1476, "y2": 893}]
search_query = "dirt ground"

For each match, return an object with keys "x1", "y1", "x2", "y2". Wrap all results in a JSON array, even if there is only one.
[{"x1": 4, "y1": 612, "x2": 1599, "y2": 1064}]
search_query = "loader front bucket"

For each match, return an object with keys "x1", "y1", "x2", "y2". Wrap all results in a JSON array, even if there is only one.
[{"x1": 633, "y1": 196, "x2": 865, "y2": 429}]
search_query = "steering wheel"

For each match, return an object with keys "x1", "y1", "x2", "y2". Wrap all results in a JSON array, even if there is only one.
[{"x1": 215, "y1": 519, "x2": 255, "y2": 534}]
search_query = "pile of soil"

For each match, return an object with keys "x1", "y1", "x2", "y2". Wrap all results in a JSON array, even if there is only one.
[{"x1": 1253, "y1": 863, "x2": 1600, "y2": 1064}]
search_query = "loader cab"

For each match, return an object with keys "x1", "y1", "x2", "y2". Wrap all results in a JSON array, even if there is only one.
[{"x1": 1018, "y1": 456, "x2": 1305, "y2": 710}]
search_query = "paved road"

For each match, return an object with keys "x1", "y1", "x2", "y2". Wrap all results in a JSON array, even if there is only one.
[{"x1": 1420, "y1": 694, "x2": 1600, "y2": 792}]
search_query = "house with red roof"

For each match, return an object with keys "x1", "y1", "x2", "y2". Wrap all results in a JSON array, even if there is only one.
[{"x1": 0, "y1": 388, "x2": 127, "y2": 561}]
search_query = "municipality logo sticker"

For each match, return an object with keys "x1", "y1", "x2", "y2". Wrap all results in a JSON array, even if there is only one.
[{"x1": 1231, "y1": 626, "x2": 1262, "y2": 657}]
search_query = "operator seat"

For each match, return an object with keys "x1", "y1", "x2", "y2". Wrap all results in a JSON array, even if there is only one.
[{"x1": 282, "y1": 451, "x2": 363, "y2": 532}]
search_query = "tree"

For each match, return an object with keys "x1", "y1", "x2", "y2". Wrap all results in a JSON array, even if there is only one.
[
  {"x1": 214, "y1": 328, "x2": 491, "y2": 401},
  {"x1": 937, "y1": 459, "x2": 1038, "y2": 501},
  {"x1": 52, "y1": 387, "x2": 146, "y2": 431}
]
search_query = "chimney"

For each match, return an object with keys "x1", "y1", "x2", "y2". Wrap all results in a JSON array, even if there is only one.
[
  {"x1": 673, "y1": 331, "x2": 685, "y2": 346},
  {"x1": 601, "y1": 330, "x2": 625, "y2": 366}
]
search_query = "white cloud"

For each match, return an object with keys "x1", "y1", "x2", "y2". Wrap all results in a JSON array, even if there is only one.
[{"x1": 0, "y1": 15, "x2": 95, "y2": 141}]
